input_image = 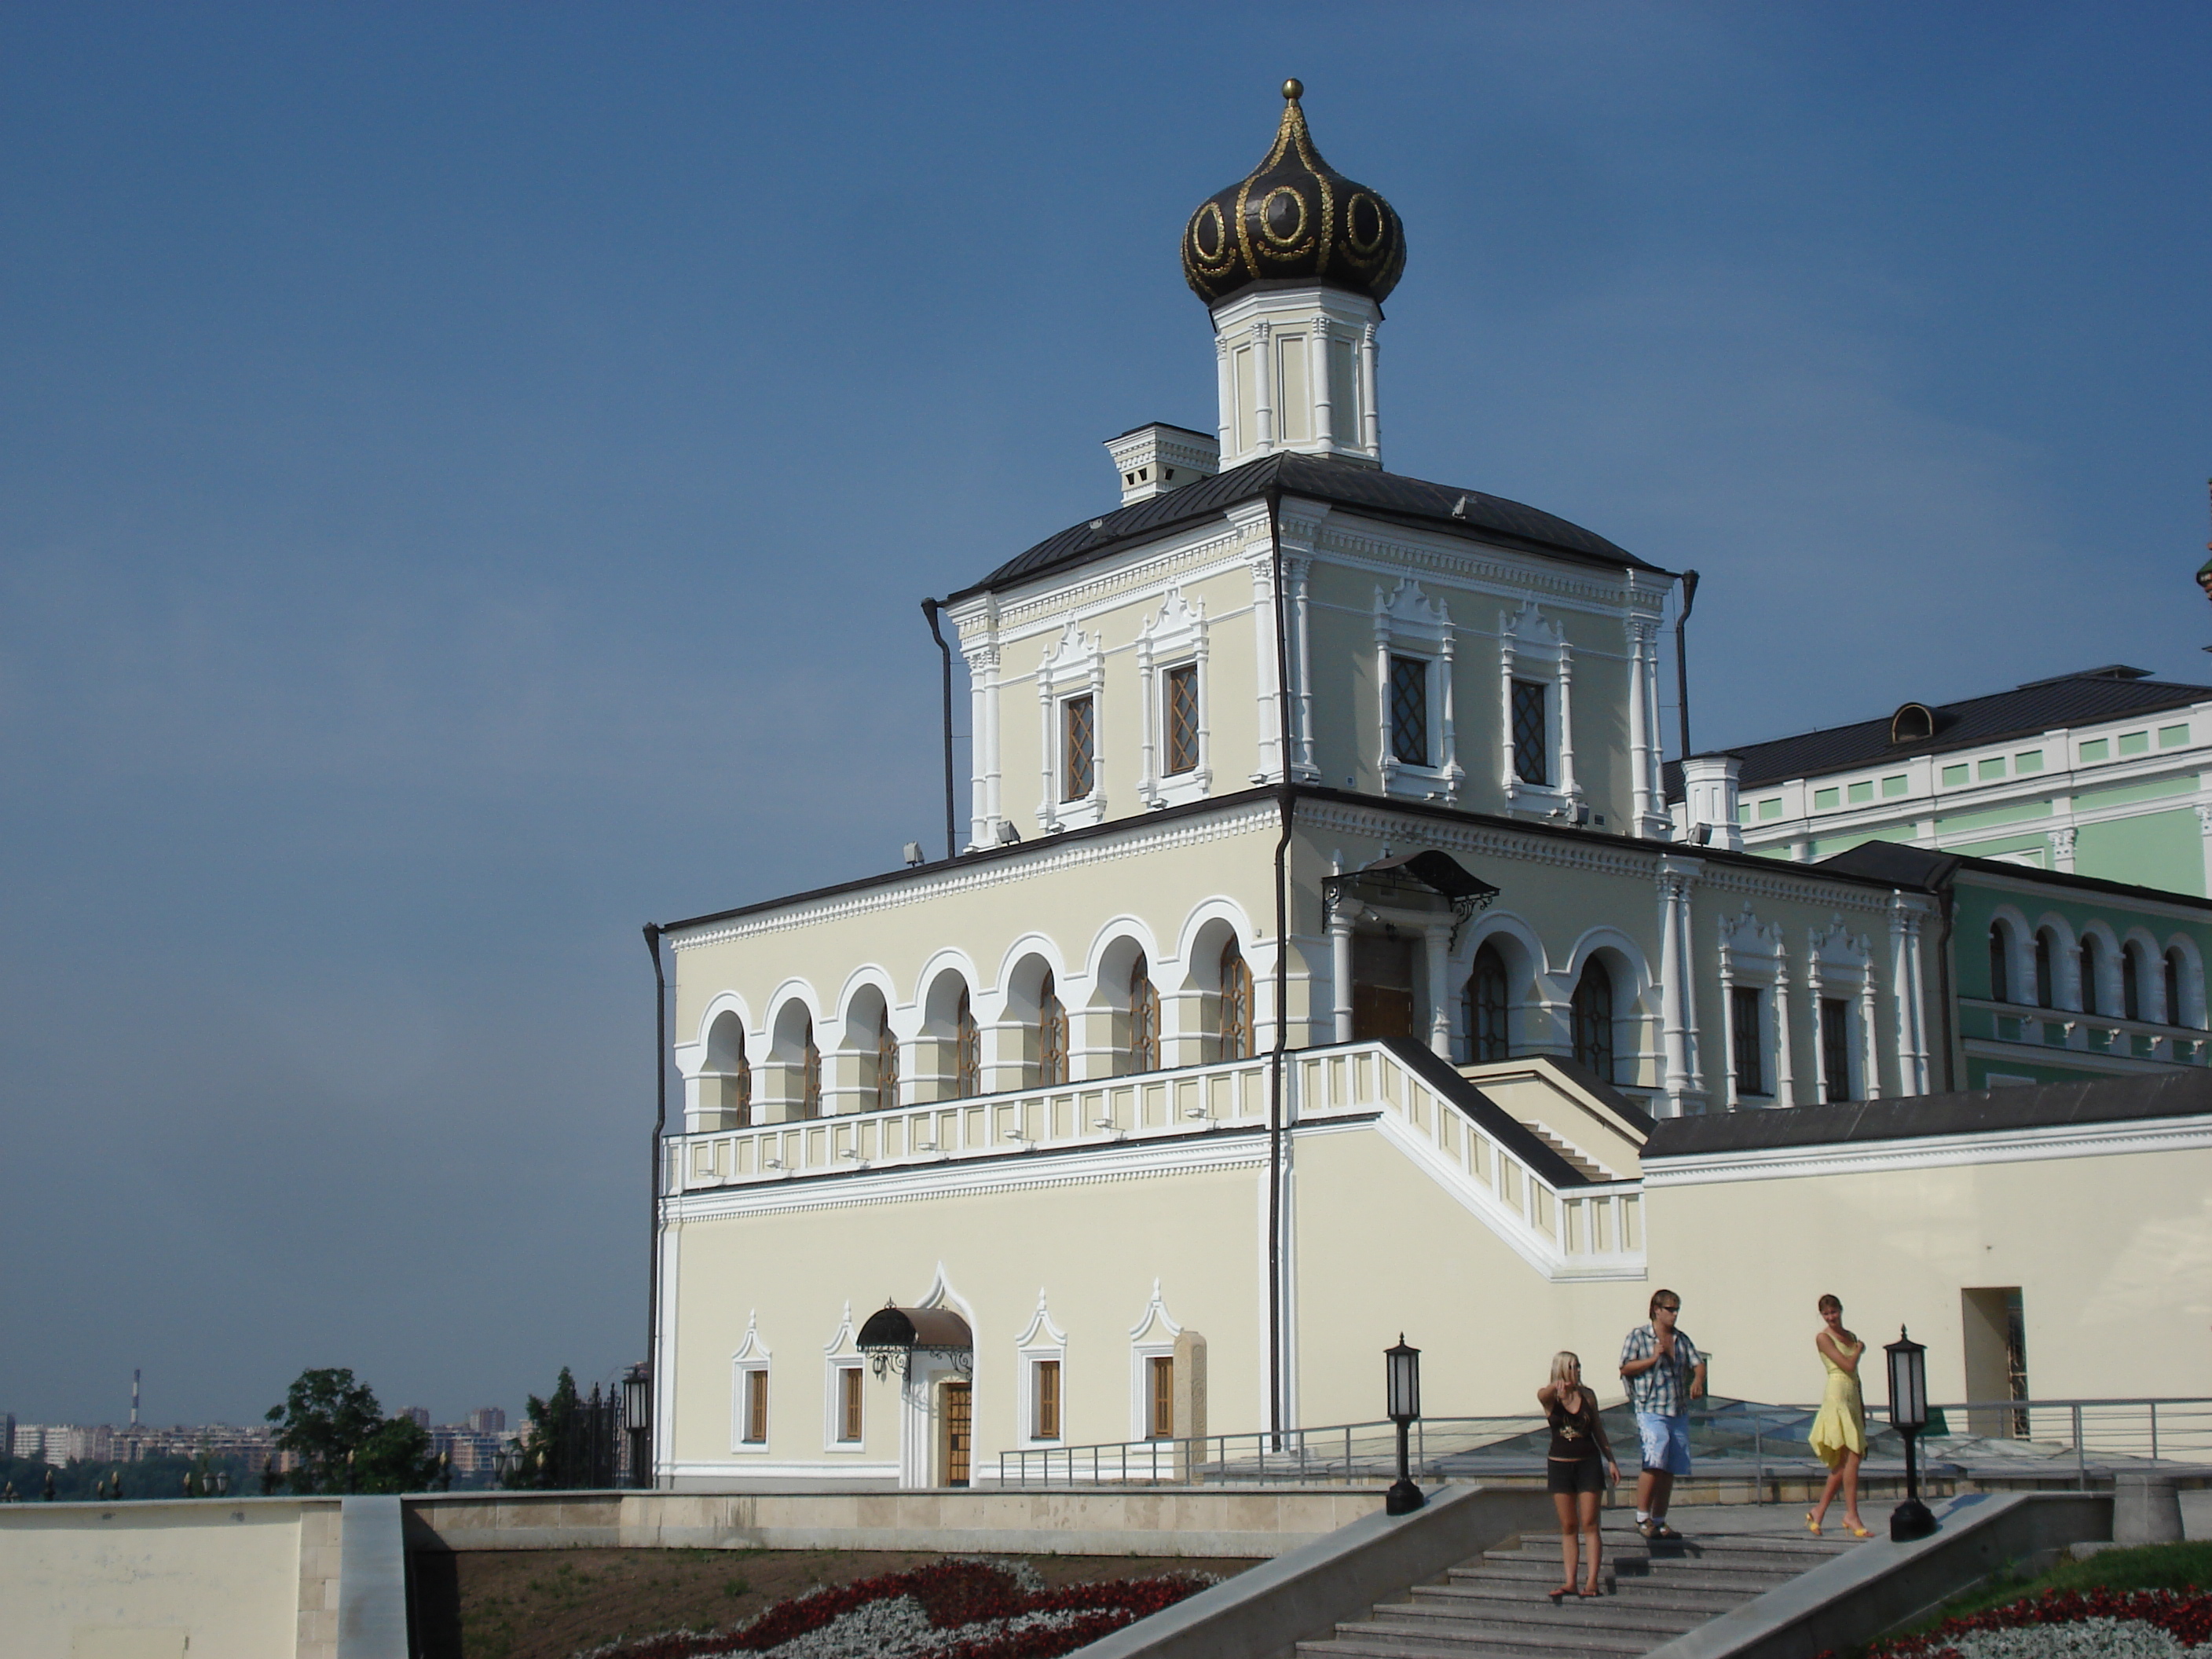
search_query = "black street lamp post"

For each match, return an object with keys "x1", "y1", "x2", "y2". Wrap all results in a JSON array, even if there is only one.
[
  {"x1": 1884, "y1": 1326, "x2": 1936, "y2": 1541},
  {"x1": 1385, "y1": 1336, "x2": 1425, "y2": 1516},
  {"x1": 623, "y1": 1363, "x2": 653, "y2": 1490}
]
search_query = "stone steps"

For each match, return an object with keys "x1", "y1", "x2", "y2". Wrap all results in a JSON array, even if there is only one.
[{"x1": 1298, "y1": 1522, "x2": 1866, "y2": 1659}]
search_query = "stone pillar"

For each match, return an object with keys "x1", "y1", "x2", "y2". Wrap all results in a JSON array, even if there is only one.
[
  {"x1": 1331, "y1": 903, "x2": 1356, "y2": 1044},
  {"x1": 1658, "y1": 866, "x2": 1693, "y2": 1116},
  {"x1": 1424, "y1": 920, "x2": 1453, "y2": 1060}
]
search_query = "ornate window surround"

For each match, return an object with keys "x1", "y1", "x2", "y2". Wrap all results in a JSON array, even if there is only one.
[
  {"x1": 1807, "y1": 918, "x2": 1879, "y2": 1104},
  {"x1": 1036, "y1": 622, "x2": 1107, "y2": 831},
  {"x1": 1136, "y1": 590, "x2": 1211, "y2": 809},
  {"x1": 1498, "y1": 598, "x2": 1578, "y2": 818},
  {"x1": 731, "y1": 1314, "x2": 771, "y2": 1454},
  {"x1": 1372, "y1": 580, "x2": 1460, "y2": 803},
  {"x1": 1716, "y1": 904, "x2": 1793, "y2": 1108},
  {"x1": 1126, "y1": 1281, "x2": 1181, "y2": 1444},
  {"x1": 1013, "y1": 1291, "x2": 1068, "y2": 1447},
  {"x1": 821, "y1": 1304, "x2": 866, "y2": 1451}
]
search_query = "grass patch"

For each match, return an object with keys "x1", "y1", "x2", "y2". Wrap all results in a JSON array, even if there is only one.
[{"x1": 1881, "y1": 1541, "x2": 2212, "y2": 1644}]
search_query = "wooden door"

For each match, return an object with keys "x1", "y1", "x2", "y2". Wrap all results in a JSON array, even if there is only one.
[
  {"x1": 1352, "y1": 932, "x2": 1417, "y2": 1041},
  {"x1": 942, "y1": 1381, "x2": 972, "y2": 1487}
]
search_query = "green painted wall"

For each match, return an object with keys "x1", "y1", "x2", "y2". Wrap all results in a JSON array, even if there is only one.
[
  {"x1": 1936, "y1": 798, "x2": 2054, "y2": 836},
  {"x1": 2074, "y1": 775, "x2": 2198, "y2": 811},
  {"x1": 2072, "y1": 808, "x2": 2205, "y2": 895},
  {"x1": 1948, "y1": 867, "x2": 2212, "y2": 1002}
]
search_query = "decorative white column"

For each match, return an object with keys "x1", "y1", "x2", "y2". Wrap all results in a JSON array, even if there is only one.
[
  {"x1": 1310, "y1": 317, "x2": 1335, "y2": 448},
  {"x1": 1424, "y1": 921, "x2": 1453, "y2": 1060},
  {"x1": 1252, "y1": 320, "x2": 1276, "y2": 452},
  {"x1": 1252, "y1": 555, "x2": 1283, "y2": 782},
  {"x1": 1556, "y1": 646, "x2": 1578, "y2": 803},
  {"x1": 1859, "y1": 969, "x2": 1883, "y2": 1101},
  {"x1": 1806, "y1": 953, "x2": 1829, "y2": 1104},
  {"x1": 2197, "y1": 803, "x2": 2212, "y2": 897},
  {"x1": 1626, "y1": 617, "x2": 1652, "y2": 833},
  {"x1": 966, "y1": 646, "x2": 996, "y2": 849},
  {"x1": 1497, "y1": 629, "x2": 1518, "y2": 795},
  {"x1": 1774, "y1": 959, "x2": 1797, "y2": 1105},
  {"x1": 1437, "y1": 626, "x2": 1460, "y2": 802},
  {"x1": 1359, "y1": 323, "x2": 1380, "y2": 458},
  {"x1": 1330, "y1": 902, "x2": 1355, "y2": 1043},
  {"x1": 1891, "y1": 898, "x2": 1931, "y2": 1095},
  {"x1": 1642, "y1": 631, "x2": 1667, "y2": 834},
  {"x1": 1657, "y1": 863, "x2": 1694, "y2": 1115},
  {"x1": 1289, "y1": 557, "x2": 1317, "y2": 780},
  {"x1": 2052, "y1": 826, "x2": 2078, "y2": 874},
  {"x1": 1214, "y1": 337, "x2": 1233, "y2": 457},
  {"x1": 1716, "y1": 941, "x2": 1738, "y2": 1111}
]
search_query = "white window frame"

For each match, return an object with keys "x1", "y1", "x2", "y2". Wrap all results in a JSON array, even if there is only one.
[
  {"x1": 1497, "y1": 598, "x2": 1577, "y2": 816},
  {"x1": 821, "y1": 1304, "x2": 867, "y2": 1451},
  {"x1": 1014, "y1": 1293, "x2": 1068, "y2": 1447},
  {"x1": 1373, "y1": 580, "x2": 1459, "y2": 803},
  {"x1": 1717, "y1": 906, "x2": 1793, "y2": 1107},
  {"x1": 1036, "y1": 621, "x2": 1107, "y2": 830},
  {"x1": 1137, "y1": 591, "x2": 1210, "y2": 808},
  {"x1": 1807, "y1": 921, "x2": 1879, "y2": 1103},
  {"x1": 731, "y1": 1315, "x2": 772, "y2": 1454},
  {"x1": 1126, "y1": 1281, "x2": 1181, "y2": 1443}
]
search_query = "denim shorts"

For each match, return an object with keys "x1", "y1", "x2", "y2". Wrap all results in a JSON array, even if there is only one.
[{"x1": 1635, "y1": 1411, "x2": 1691, "y2": 1476}]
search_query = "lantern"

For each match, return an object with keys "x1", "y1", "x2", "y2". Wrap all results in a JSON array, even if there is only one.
[{"x1": 1383, "y1": 1335, "x2": 1426, "y2": 1516}]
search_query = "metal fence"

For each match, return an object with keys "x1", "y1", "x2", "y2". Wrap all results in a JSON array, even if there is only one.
[{"x1": 995, "y1": 1395, "x2": 2212, "y2": 1489}]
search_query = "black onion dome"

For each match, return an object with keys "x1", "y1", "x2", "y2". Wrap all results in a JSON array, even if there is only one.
[{"x1": 1182, "y1": 81, "x2": 1406, "y2": 307}]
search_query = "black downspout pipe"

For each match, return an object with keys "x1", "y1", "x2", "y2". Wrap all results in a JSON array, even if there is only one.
[
  {"x1": 642, "y1": 922, "x2": 667, "y2": 1489},
  {"x1": 1265, "y1": 487, "x2": 1294, "y2": 1445},
  {"x1": 1674, "y1": 569, "x2": 1701, "y2": 760},
  {"x1": 921, "y1": 599, "x2": 959, "y2": 862}
]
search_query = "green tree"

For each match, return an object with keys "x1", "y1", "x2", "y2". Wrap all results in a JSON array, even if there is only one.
[
  {"x1": 508, "y1": 1367, "x2": 583, "y2": 1489},
  {"x1": 266, "y1": 1367, "x2": 441, "y2": 1495}
]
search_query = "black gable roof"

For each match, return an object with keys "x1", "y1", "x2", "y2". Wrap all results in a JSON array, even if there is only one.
[
  {"x1": 1670, "y1": 668, "x2": 2211, "y2": 797},
  {"x1": 950, "y1": 451, "x2": 1662, "y2": 602}
]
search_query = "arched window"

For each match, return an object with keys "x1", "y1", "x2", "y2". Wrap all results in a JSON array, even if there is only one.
[
  {"x1": 1465, "y1": 943, "x2": 1509, "y2": 1064},
  {"x1": 2123, "y1": 946, "x2": 2142, "y2": 1022},
  {"x1": 954, "y1": 988, "x2": 981, "y2": 1097},
  {"x1": 2166, "y1": 947, "x2": 2188, "y2": 1028},
  {"x1": 2078, "y1": 938, "x2": 2099, "y2": 1016},
  {"x1": 1129, "y1": 950, "x2": 1160, "y2": 1073},
  {"x1": 875, "y1": 1020, "x2": 899, "y2": 1111},
  {"x1": 705, "y1": 1009, "x2": 752, "y2": 1126},
  {"x1": 1038, "y1": 971, "x2": 1068, "y2": 1086},
  {"x1": 1218, "y1": 939, "x2": 1253, "y2": 1061},
  {"x1": 1988, "y1": 925, "x2": 2010, "y2": 1003},
  {"x1": 2034, "y1": 929, "x2": 2055, "y2": 1009},
  {"x1": 1570, "y1": 959, "x2": 1615, "y2": 1084},
  {"x1": 800, "y1": 1015, "x2": 822, "y2": 1118}
]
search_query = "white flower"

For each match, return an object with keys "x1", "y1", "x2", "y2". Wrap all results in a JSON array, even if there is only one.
[{"x1": 1950, "y1": 1617, "x2": 2212, "y2": 1659}]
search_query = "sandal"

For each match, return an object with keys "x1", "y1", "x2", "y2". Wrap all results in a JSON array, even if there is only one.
[
  {"x1": 1650, "y1": 1521, "x2": 1681, "y2": 1539},
  {"x1": 1548, "y1": 1584, "x2": 1573, "y2": 1601},
  {"x1": 1848, "y1": 1523, "x2": 1873, "y2": 1539},
  {"x1": 1579, "y1": 1584, "x2": 1602, "y2": 1599},
  {"x1": 1805, "y1": 1511, "x2": 1823, "y2": 1536}
]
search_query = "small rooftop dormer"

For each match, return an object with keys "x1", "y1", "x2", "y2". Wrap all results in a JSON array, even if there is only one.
[{"x1": 1104, "y1": 423, "x2": 1220, "y2": 506}]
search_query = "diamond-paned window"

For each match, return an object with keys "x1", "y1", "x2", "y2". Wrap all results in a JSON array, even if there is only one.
[
  {"x1": 1511, "y1": 679, "x2": 1548, "y2": 786},
  {"x1": 1063, "y1": 695, "x2": 1096, "y2": 801},
  {"x1": 1388, "y1": 654, "x2": 1429, "y2": 766},
  {"x1": 1164, "y1": 665, "x2": 1200, "y2": 775}
]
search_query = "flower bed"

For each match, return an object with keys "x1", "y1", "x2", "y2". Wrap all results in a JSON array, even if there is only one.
[
  {"x1": 1859, "y1": 1588, "x2": 2212, "y2": 1659},
  {"x1": 587, "y1": 1557, "x2": 1213, "y2": 1659}
]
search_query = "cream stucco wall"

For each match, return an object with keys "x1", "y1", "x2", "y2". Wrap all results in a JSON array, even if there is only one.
[{"x1": 0, "y1": 1498, "x2": 331, "y2": 1659}]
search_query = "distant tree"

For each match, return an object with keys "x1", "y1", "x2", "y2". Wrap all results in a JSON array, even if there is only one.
[
  {"x1": 508, "y1": 1367, "x2": 584, "y2": 1489},
  {"x1": 266, "y1": 1366, "x2": 441, "y2": 1495}
]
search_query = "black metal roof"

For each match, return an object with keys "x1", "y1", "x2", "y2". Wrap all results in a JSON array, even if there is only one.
[
  {"x1": 1643, "y1": 1065, "x2": 2212, "y2": 1160},
  {"x1": 1669, "y1": 667, "x2": 2212, "y2": 796},
  {"x1": 1812, "y1": 839, "x2": 2212, "y2": 912},
  {"x1": 950, "y1": 451, "x2": 1661, "y2": 604}
]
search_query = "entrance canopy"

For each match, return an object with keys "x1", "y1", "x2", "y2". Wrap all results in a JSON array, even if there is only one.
[
  {"x1": 856, "y1": 1304, "x2": 975, "y2": 1377},
  {"x1": 1324, "y1": 849, "x2": 1498, "y2": 939}
]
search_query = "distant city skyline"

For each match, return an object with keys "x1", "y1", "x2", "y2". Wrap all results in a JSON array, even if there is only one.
[{"x1": 2, "y1": 3, "x2": 2208, "y2": 1423}]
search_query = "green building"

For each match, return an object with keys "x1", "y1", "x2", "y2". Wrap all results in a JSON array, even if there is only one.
[
  {"x1": 1818, "y1": 842, "x2": 2210, "y2": 1091},
  {"x1": 1684, "y1": 665, "x2": 2212, "y2": 892}
]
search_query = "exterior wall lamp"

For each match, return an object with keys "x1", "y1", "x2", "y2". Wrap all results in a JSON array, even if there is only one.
[
  {"x1": 622, "y1": 1362, "x2": 653, "y2": 1489},
  {"x1": 1884, "y1": 1326, "x2": 1936, "y2": 1541},
  {"x1": 1385, "y1": 1335, "x2": 1425, "y2": 1515}
]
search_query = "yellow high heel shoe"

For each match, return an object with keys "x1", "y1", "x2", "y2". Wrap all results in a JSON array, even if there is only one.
[{"x1": 1804, "y1": 1511, "x2": 1822, "y2": 1536}]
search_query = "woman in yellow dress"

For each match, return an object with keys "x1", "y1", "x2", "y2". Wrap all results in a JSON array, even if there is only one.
[{"x1": 1807, "y1": 1294, "x2": 1872, "y2": 1537}]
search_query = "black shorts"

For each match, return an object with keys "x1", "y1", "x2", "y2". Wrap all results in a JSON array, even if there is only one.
[{"x1": 1547, "y1": 1457, "x2": 1605, "y2": 1495}]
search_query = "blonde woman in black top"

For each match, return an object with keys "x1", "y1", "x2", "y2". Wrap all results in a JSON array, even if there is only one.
[{"x1": 1537, "y1": 1351, "x2": 1621, "y2": 1599}]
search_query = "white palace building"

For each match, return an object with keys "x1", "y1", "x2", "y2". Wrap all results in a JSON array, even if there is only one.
[{"x1": 645, "y1": 86, "x2": 2212, "y2": 1490}]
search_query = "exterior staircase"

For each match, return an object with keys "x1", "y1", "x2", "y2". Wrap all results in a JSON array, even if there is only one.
[
  {"x1": 1520, "y1": 1126, "x2": 1611, "y2": 1182},
  {"x1": 1298, "y1": 1519, "x2": 1860, "y2": 1657}
]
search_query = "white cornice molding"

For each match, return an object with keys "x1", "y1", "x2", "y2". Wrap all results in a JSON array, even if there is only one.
[
  {"x1": 1698, "y1": 862, "x2": 1903, "y2": 917},
  {"x1": 1300, "y1": 799, "x2": 1657, "y2": 881},
  {"x1": 1642, "y1": 1111, "x2": 2212, "y2": 1187},
  {"x1": 663, "y1": 1126, "x2": 1276, "y2": 1221},
  {"x1": 989, "y1": 524, "x2": 1260, "y2": 633},
  {"x1": 1314, "y1": 519, "x2": 1635, "y2": 614},
  {"x1": 669, "y1": 800, "x2": 1280, "y2": 951}
]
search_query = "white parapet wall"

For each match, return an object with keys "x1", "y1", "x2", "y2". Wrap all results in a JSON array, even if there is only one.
[{"x1": 0, "y1": 1495, "x2": 345, "y2": 1659}]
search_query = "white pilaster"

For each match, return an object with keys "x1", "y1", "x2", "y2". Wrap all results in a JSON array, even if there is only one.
[{"x1": 1424, "y1": 921, "x2": 1452, "y2": 1060}]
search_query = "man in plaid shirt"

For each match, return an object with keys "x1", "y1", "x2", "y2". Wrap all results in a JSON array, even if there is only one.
[{"x1": 1620, "y1": 1288, "x2": 1704, "y2": 1539}]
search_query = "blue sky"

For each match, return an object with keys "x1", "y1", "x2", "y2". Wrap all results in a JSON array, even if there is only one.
[{"x1": 2, "y1": 3, "x2": 2207, "y2": 1426}]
